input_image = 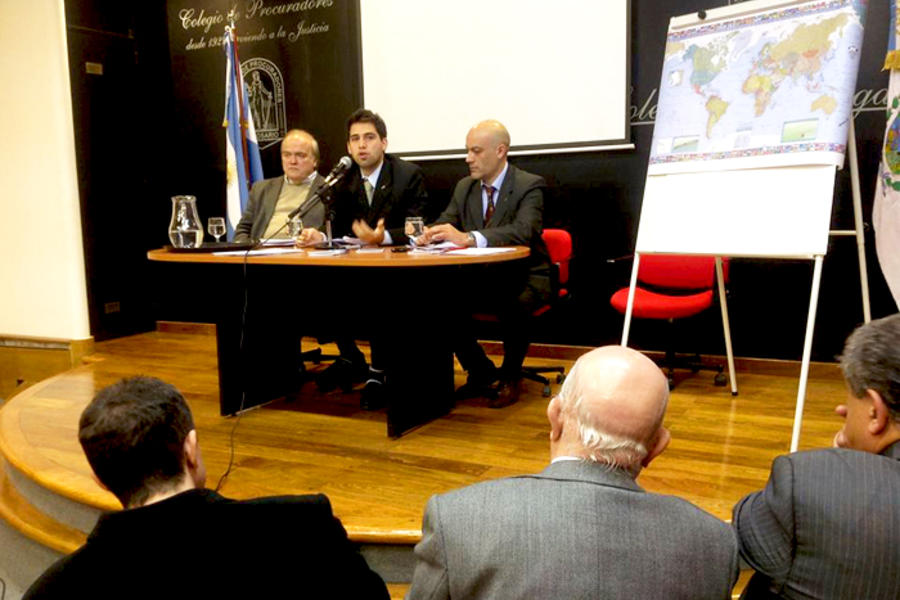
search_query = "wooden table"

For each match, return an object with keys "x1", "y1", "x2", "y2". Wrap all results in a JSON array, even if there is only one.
[{"x1": 147, "y1": 246, "x2": 529, "y2": 436}]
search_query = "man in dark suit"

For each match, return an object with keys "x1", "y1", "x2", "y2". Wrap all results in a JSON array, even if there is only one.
[
  {"x1": 733, "y1": 314, "x2": 900, "y2": 600},
  {"x1": 233, "y1": 129, "x2": 326, "y2": 242},
  {"x1": 408, "y1": 345, "x2": 738, "y2": 599},
  {"x1": 299, "y1": 110, "x2": 429, "y2": 404},
  {"x1": 23, "y1": 376, "x2": 388, "y2": 599},
  {"x1": 421, "y1": 120, "x2": 551, "y2": 407}
]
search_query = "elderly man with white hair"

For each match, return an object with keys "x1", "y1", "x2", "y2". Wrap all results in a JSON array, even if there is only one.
[{"x1": 407, "y1": 345, "x2": 738, "y2": 600}]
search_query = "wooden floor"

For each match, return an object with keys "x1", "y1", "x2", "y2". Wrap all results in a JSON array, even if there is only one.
[
  {"x1": 1, "y1": 329, "x2": 845, "y2": 533},
  {"x1": 0, "y1": 329, "x2": 847, "y2": 600}
]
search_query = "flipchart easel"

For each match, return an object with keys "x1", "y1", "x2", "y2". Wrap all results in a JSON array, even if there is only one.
[{"x1": 622, "y1": 0, "x2": 868, "y2": 452}]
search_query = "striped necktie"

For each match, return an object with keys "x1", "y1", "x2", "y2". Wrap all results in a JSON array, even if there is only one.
[{"x1": 483, "y1": 184, "x2": 495, "y2": 224}]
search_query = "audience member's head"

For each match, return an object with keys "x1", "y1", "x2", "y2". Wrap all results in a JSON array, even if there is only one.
[
  {"x1": 465, "y1": 119, "x2": 510, "y2": 183},
  {"x1": 548, "y1": 346, "x2": 670, "y2": 474},
  {"x1": 280, "y1": 129, "x2": 319, "y2": 184},
  {"x1": 835, "y1": 314, "x2": 900, "y2": 453},
  {"x1": 79, "y1": 376, "x2": 206, "y2": 509}
]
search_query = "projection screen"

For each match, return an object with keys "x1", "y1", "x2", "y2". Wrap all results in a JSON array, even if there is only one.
[{"x1": 359, "y1": 0, "x2": 632, "y2": 158}]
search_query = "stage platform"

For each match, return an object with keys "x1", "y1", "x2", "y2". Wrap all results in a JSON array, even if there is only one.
[{"x1": 0, "y1": 328, "x2": 845, "y2": 598}]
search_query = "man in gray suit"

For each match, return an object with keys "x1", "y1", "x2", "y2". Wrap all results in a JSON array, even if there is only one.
[
  {"x1": 233, "y1": 129, "x2": 326, "y2": 242},
  {"x1": 733, "y1": 314, "x2": 900, "y2": 599},
  {"x1": 408, "y1": 345, "x2": 739, "y2": 600},
  {"x1": 421, "y1": 120, "x2": 552, "y2": 408}
]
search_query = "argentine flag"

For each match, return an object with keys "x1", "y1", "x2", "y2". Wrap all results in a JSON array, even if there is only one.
[{"x1": 223, "y1": 27, "x2": 264, "y2": 239}]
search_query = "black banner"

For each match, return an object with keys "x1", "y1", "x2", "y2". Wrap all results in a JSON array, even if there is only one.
[
  {"x1": 160, "y1": 0, "x2": 893, "y2": 358},
  {"x1": 166, "y1": 0, "x2": 361, "y2": 212}
]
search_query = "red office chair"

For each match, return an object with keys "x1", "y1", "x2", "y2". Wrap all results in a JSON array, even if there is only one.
[
  {"x1": 473, "y1": 229, "x2": 573, "y2": 397},
  {"x1": 609, "y1": 255, "x2": 729, "y2": 389},
  {"x1": 520, "y1": 229, "x2": 573, "y2": 396}
]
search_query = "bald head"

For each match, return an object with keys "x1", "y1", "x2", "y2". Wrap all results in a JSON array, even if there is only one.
[
  {"x1": 465, "y1": 119, "x2": 510, "y2": 183},
  {"x1": 549, "y1": 346, "x2": 670, "y2": 472},
  {"x1": 470, "y1": 120, "x2": 510, "y2": 147}
]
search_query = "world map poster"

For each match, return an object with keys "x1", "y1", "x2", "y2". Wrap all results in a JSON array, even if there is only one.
[{"x1": 648, "y1": 0, "x2": 867, "y2": 174}]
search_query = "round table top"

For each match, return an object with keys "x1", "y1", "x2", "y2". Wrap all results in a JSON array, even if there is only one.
[{"x1": 147, "y1": 245, "x2": 530, "y2": 267}]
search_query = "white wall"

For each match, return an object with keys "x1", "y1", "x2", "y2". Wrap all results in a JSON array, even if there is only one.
[
  {"x1": 360, "y1": 0, "x2": 631, "y2": 157},
  {"x1": 0, "y1": 1, "x2": 90, "y2": 340}
]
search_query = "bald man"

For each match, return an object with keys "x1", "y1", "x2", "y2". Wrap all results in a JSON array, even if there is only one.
[
  {"x1": 408, "y1": 346, "x2": 738, "y2": 600},
  {"x1": 234, "y1": 129, "x2": 326, "y2": 243},
  {"x1": 422, "y1": 120, "x2": 551, "y2": 408}
]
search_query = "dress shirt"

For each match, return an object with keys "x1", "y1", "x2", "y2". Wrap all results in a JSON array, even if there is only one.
[
  {"x1": 361, "y1": 159, "x2": 394, "y2": 245},
  {"x1": 471, "y1": 162, "x2": 509, "y2": 248}
]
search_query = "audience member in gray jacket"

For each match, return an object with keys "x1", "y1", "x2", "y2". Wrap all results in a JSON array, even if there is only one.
[
  {"x1": 734, "y1": 314, "x2": 900, "y2": 600},
  {"x1": 408, "y1": 345, "x2": 739, "y2": 600}
]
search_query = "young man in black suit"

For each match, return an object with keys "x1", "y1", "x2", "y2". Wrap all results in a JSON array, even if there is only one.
[
  {"x1": 24, "y1": 376, "x2": 388, "y2": 599},
  {"x1": 298, "y1": 110, "x2": 429, "y2": 406}
]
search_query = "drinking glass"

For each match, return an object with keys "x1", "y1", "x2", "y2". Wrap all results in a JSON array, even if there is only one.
[
  {"x1": 208, "y1": 217, "x2": 226, "y2": 243},
  {"x1": 405, "y1": 217, "x2": 425, "y2": 241},
  {"x1": 288, "y1": 216, "x2": 303, "y2": 241}
]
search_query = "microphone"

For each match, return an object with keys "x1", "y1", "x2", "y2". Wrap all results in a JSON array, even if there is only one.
[
  {"x1": 287, "y1": 156, "x2": 353, "y2": 220},
  {"x1": 323, "y1": 155, "x2": 353, "y2": 187}
]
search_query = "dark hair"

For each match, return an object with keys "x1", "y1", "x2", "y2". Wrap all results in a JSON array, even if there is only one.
[
  {"x1": 840, "y1": 314, "x2": 900, "y2": 420},
  {"x1": 346, "y1": 108, "x2": 386, "y2": 140},
  {"x1": 78, "y1": 376, "x2": 195, "y2": 507}
]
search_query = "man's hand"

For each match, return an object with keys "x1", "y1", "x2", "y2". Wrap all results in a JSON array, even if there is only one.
[
  {"x1": 296, "y1": 228, "x2": 325, "y2": 246},
  {"x1": 423, "y1": 223, "x2": 469, "y2": 246},
  {"x1": 352, "y1": 218, "x2": 385, "y2": 245},
  {"x1": 833, "y1": 404, "x2": 849, "y2": 448}
]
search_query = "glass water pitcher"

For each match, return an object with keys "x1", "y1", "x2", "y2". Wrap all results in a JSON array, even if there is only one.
[{"x1": 168, "y1": 195, "x2": 203, "y2": 248}]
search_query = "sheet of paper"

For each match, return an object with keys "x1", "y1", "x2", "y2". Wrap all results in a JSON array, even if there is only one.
[
  {"x1": 213, "y1": 247, "x2": 304, "y2": 256},
  {"x1": 446, "y1": 247, "x2": 517, "y2": 256}
]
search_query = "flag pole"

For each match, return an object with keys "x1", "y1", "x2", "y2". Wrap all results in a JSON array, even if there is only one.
[{"x1": 227, "y1": 11, "x2": 252, "y2": 190}]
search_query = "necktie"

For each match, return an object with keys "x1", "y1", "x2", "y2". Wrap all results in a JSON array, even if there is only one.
[
  {"x1": 483, "y1": 185, "x2": 495, "y2": 224},
  {"x1": 363, "y1": 179, "x2": 374, "y2": 206}
]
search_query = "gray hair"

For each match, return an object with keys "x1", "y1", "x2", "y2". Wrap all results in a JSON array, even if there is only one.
[
  {"x1": 556, "y1": 359, "x2": 648, "y2": 471},
  {"x1": 283, "y1": 129, "x2": 320, "y2": 161},
  {"x1": 840, "y1": 314, "x2": 900, "y2": 420}
]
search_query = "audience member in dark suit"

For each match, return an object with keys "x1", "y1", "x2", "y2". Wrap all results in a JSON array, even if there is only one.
[
  {"x1": 23, "y1": 376, "x2": 388, "y2": 600},
  {"x1": 420, "y1": 120, "x2": 551, "y2": 407},
  {"x1": 733, "y1": 313, "x2": 900, "y2": 600},
  {"x1": 298, "y1": 110, "x2": 429, "y2": 406},
  {"x1": 234, "y1": 129, "x2": 326, "y2": 242},
  {"x1": 408, "y1": 345, "x2": 738, "y2": 599}
]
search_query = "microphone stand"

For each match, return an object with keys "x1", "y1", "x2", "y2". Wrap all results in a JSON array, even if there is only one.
[{"x1": 312, "y1": 187, "x2": 343, "y2": 250}]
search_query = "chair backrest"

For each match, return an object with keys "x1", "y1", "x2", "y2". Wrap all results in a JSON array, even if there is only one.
[
  {"x1": 542, "y1": 229, "x2": 572, "y2": 285},
  {"x1": 638, "y1": 255, "x2": 729, "y2": 290}
]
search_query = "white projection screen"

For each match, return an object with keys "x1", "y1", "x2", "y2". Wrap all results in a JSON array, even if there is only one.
[{"x1": 359, "y1": 0, "x2": 631, "y2": 158}]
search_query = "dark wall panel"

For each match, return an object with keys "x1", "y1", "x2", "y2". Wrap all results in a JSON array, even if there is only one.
[{"x1": 66, "y1": 0, "x2": 894, "y2": 361}]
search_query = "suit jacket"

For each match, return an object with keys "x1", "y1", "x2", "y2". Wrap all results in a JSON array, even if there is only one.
[
  {"x1": 331, "y1": 153, "x2": 428, "y2": 245},
  {"x1": 435, "y1": 164, "x2": 552, "y2": 300},
  {"x1": 233, "y1": 173, "x2": 326, "y2": 242},
  {"x1": 408, "y1": 460, "x2": 738, "y2": 600},
  {"x1": 733, "y1": 442, "x2": 900, "y2": 600},
  {"x1": 24, "y1": 488, "x2": 389, "y2": 600}
]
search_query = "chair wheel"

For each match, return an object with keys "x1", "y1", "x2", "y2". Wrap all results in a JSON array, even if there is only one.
[
  {"x1": 714, "y1": 372, "x2": 727, "y2": 386},
  {"x1": 555, "y1": 374, "x2": 564, "y2": 384},
  {"x1": 542, "y1": 385, "x2": 551, "y2": 397}
]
